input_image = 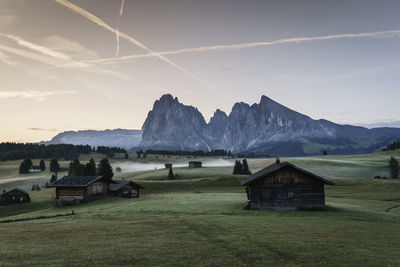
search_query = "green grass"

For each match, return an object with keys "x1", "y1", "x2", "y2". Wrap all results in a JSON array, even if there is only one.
[{"x1": 1, "y1": 150, "x2": 400, "y2": 266}]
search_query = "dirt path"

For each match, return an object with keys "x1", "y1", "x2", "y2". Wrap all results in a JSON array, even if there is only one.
[{"x1": 0, "y1": 175, "x2": 47, "y2": 185}]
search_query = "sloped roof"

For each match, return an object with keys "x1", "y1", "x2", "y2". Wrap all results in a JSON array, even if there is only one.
[
  {"x1": 241, "y1": 162, "x2": 334, "y2": 186},
  {"x1": 109, "y1": 180, "x2": 144, "y2": 191},
  {"x1": 1, "y1": 188, "x2": 29, "y2": 196},
  {"x1": 48, "y1": 176, "x2": 105, "y2": 188}
]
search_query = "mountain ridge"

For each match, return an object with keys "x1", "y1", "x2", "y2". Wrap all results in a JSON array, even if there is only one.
[
  {"x1": 41, "y1": 128, "x2": 142, "y2": 149},
  {"x1": 139, "y1": 94, "x2": 400, "y2": 156}
]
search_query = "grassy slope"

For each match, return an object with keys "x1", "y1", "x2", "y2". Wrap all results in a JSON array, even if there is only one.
[{"x1": 1, "y1": 150, "x2": 400, "y2": 266}]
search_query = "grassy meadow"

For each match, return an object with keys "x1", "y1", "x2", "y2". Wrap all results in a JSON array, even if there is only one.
[{"x1": 0, "y1": 151, "x2": 400, "y2": 266}]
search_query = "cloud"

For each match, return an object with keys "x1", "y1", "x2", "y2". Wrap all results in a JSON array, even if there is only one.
[
  {"x1": 0, "y1": 14, "x2": 17, "y2": 25},
  {"x1": 42, "y1": 35, "x2": 98, "y2": 60},
  {"x1": 28, "y1": 127, "x2": 59, "y2": 132},
  {"x1": 0, "y1": 90, "x2": 77, "y2": 101},
  {"x1": 54, "y1": 0, "x2": 216, "y2": 89},
  {"x1": 86, "y1": 29, "x2": 400, "y2": 65}
]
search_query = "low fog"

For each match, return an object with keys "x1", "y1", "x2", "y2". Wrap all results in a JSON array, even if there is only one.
[{"x1": 112, "y1": 158, "x2": 234, "y2": 174}]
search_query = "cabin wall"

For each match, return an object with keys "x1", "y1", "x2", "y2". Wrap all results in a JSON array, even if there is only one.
[
  {"x1": 117, "y1": 185, "x2": 139, "y2": 198},
  {"x1": 247, "y1": 184, "x2": 325, "y2": 210},
  {"x1": 56, "y1": 188, "x2": 87, "y2": 201},
  {"x1": 0, "y1": 191, "x2": 30, "y2": 204},
  {"x1": 246, "y1": 167, "x2": 326, "y2": 210},
  {"x1": 87, "y1": 181, "x2": 108, "y2": 197}
]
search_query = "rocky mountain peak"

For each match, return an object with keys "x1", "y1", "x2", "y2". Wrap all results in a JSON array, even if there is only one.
[{"x1": 140, "y1": 93, "x2": 400, "y2": 156}]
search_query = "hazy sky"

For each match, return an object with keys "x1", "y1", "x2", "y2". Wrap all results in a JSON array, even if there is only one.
[{"x1": 1, "y1": 0, "x2": 400, "y2": 142}]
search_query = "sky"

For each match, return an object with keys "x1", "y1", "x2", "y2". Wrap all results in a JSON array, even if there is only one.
[{"x1": 0, "y1": 0, "x2": 400, "y2": 142}]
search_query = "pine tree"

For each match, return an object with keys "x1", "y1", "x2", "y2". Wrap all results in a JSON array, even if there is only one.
[
  {"x1": 68, "y1": 158, "x2": 85, "y2": 176},
  {"x1": 242, "y1": 159, "x2": 251, "y2": 175},
  {"x1": 233, "y1": 160, "x2": 243, "y2": 175},
  {"x1": 50, "y1": 174, "x2": 57, "y2": 184},
  {"x1": 389, "y1": 157, "x2": 399, "y2": 179},
  {"x1": 50, "y1": 158, "x2": 60, "y2": 173},
  {"x1": 97, "y1": 158, "x2": 114, "y2": 180},
  {"x1": 168, "y1": 167, "x2": 174, "y2": 180},
  {"x1": 85, "y1": 158, "x2": 97, "y2": 176},
  {"x1": 39, "y1": 159, "x2": 46, "y2": 171},
  {"x1": 19, "y1": 159, "x2": 33, "y2": 174}
]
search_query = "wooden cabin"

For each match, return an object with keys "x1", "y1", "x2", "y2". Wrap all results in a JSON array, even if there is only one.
[
  {"x1": 0, "y1": 188, "x2": 30, "y2": 205},
  {"x1": 241, "y1": 161, "x2": 334, "y2": 210},
  {"x1": 188, "y1": 161, "x2": 202, "y2": 168},
  {"x1": 49, "y1": 176, "x2": 110, "y2": 205},
  {"x1": 109, "y1": 180, "x2": 144, "y2": 198}
]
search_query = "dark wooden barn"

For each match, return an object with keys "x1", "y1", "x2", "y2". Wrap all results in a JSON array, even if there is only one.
[
  {"x1": 49, "y1": 176, "x2": 110, "y2": 205},
  {"x1": 188, "y1": 161, "x2": 202, "y2": 168},
  {"x1": 241, "y1": 161, "x2": 334, "y2": 210},
  {"x1": 109, "y1": 180, "x2": 144, "y2": 198},
  {"x1": 0, "y1": 188, "x2": 30, "y2": 205}
]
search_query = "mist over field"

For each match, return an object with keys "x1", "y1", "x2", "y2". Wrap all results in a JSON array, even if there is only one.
[{"x1": 112, "y1": 158, "x2": 235, "y2": 174}]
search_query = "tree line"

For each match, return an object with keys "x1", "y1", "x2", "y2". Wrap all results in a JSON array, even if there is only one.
[
  {"x1": 1, "y1": 142, "x2": 130, "y2": 162},
  {"x1": 48, "y1": 157, "x2": 114, "y2": 184},
  {"x1": 383, "y1": 141, "x2": 400, "y2": 152},
  {"x1": 19, "y1": 159, "x2": 46, "y2": 174},
  {"x1": 144, "y1": 149, "x2": 232, "y2": 157},
  {"x1": 96, "y1": 146, "x2": 127, "y2": 158},
  {"x1": 1, "y1": 143, "x2": 92, "y2": 161},
  {"x1": 233, "y1": 159, "x2": 251, "y2": 175}
]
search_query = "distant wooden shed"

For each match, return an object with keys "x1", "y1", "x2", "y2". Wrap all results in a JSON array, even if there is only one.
[
  {"x1": 109, "y1": 180, "x2": 144, "y2": 198},
  {"x1": 188, "y1": 161, "x2": 202, "y2": 168},
  {"x1": 0, "y1": 188, "x2": 30, "y2": 205},
  {"x1": 241, "y1": 161, "x2": 334, "y2": 210},
  {"x1": 49, "y1": 176, "x2": 110, "y2": 205}
]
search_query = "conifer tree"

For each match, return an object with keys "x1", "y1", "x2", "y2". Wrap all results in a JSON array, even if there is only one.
[
  {"x1": 50, "y1": 174, "x2": 57, "y2": 184},
  {"x1": 97, "y1": 158, "x2": 114, "y2": 180},
  {"x1": 233, "y1": 160, "x2": 243, "y2": 175},
  {"x1": 242, "y1": 159, "x2": 251, "y2": 175},
  {"x1": 68, "y1": 158, "x2": 85, "y2": 176},
  {"x1": 19, "y1": 159, "x2": 33, "y2": 174},
  {"x1": 50, "y1": 158, "x2": 60, "y2": 173},
  {"x1": 168, "y1": 167, "x2": 174, "y2": 180},
  {"x1": 389, "y1": 156, "x2": 399, "y2": 179},
  {"x1": 39, "y1": 159, "x2": 46, "y2": 171},
  {"x1": 85, "y1": 158, "x2": 97, "y2": 176}
]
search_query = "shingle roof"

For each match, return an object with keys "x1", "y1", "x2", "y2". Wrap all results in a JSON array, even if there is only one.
[
  {"x1": 241, "y1": 162, "x2": 334, "y2": 186},
  {"x1": 109, "y1": 180, "x2": 144, "y2": 191},
  {"x1": 48, "y1": 176, "x2": 105, "y2": 188},
  {"x1": 1, "y1": 188, "x2": 29, "y2": 196}
]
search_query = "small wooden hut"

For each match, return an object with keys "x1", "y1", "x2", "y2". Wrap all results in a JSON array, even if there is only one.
[
  {"x1": 241, "y1": 161, "x2": 333, "y2": 210},
  {"x1": 188, "y1": 161, "x2": 202, "y2": 168},
  {"x1": 109, "y1": 180, "x2": 143, "y2": 198},
  {"x1": 0, "y1": 188, "x2": 30, "y2": 205},
  {"x1": 49, "y1": 176, "x2": 110, "y2": 205}
]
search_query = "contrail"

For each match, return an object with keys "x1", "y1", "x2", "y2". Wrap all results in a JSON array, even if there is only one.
[
  {"x1": 84, "y1": 29, "x2": 400, "y2": 65},
  {"x1": 0, "y1": 33, "x2": 70, "y2": 60},
  {"x1": 0, "y1": 38, "x2": 128, "y2": 79},
  {"x1": 115, "y1": 0, "x2": 125, "y2": 57},
  {"x1": 54, "y1": 0, "x2": 216, "y2": 89}
]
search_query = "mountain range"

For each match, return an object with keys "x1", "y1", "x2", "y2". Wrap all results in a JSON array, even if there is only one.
[
  {"x1": 41, "y1": 129, "x2": 142, "y2": 150},
  {"x1": 42, "y1": 94, "x2": 400, "y2": 156},
  {"x1": 138, "y1": 94, "x2": 400, "y2": 156}
]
